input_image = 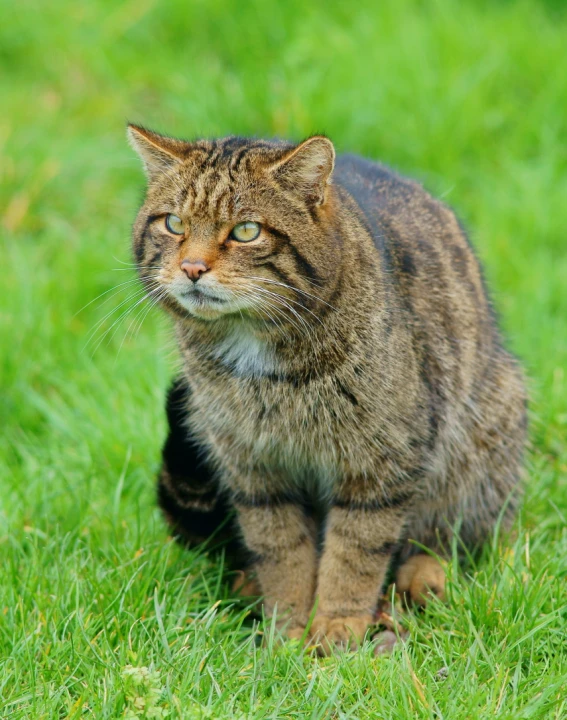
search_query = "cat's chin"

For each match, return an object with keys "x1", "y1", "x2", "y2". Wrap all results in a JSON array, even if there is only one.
[
  {"x1": 186, "y1": 305, "x2": 230, "y2": 320},
  {"x1": 174, "y1": 291, "x2": 236, "y2": 320},
  {"x1": 180, "y1": 301, "x2": 231, "y2": 321}
]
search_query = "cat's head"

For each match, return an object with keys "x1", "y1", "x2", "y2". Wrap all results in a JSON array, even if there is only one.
[{"x1": 128, "y1": 125, "x2": 336, "y2": 322}]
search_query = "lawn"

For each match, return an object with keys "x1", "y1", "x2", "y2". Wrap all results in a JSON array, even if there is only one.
[{"x1": 1, "y1": 0, "x2": 567, "y2": 717}]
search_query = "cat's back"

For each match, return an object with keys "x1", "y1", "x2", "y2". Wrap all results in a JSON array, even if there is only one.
[
  {"x1": 334, "y1": 152, "x2": 419, "y2": 221},
  {"x1": 334, "y1": 152, "x2": 479, "y2": 285},
  {"x1": 334, "y1": 152, "x2": 507, "y2": 396}
]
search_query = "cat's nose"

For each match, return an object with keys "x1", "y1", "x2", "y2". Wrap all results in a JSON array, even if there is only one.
[{"x1": 180, "y1": 259, "x2": 210, "y2": 282}]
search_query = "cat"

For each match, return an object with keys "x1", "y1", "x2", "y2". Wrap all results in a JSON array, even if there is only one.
[{"x1": 127, "y1": 125, "x2": 527, "y2": 655}]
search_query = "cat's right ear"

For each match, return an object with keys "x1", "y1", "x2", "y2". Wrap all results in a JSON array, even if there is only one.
[{"x1": 127, "y1": 124, "x2": 187, "y2": 181}]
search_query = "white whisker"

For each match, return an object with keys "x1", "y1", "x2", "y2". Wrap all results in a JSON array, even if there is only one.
[
  {"x1": 89, "y1": 284, "x2": 163, "y2": 357},
  {"x1": 83, "y1": 278, "x2": 161, "y2": 354},
  {"x1": 248, "y1": 284, "x2": 321, "y2": 337},
  {"x1": 232, "y1": 288, "x2": 289, "y2": 336},
  {"x1": 247, "y1": 275, "x2": 336, "y2": 312},
  {"x1": 111, "y1": 266, "x2": 162, "y2": 272},
  {"x1": 114, "y1": 287, "x2": 169, "y2": 362},
  {"x1": 74, "y1": 277, "x2": 144, "y2": 317},
  {"x1": 84, "y1": 287, "x2": 149, "y2": 345},
  {"x1": 245, "y1": 285, "x2": 316, "y2": 343}
]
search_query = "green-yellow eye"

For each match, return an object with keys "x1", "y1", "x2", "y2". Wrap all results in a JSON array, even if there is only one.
[
  {"x1": 230, "y1": 221, "x2": 261, "y2": 242},
  {"x1": 165, "y1": 214, "x2": 184, "y2": 235}
]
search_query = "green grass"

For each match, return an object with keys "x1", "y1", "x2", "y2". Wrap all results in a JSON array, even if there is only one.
[{"x1": 1, "y1": 0, "x2": 567, "y2": 717}]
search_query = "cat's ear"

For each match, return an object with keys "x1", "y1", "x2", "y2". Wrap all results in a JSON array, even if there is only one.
[
  {"x1": 269, "y1": 136, "x2": 335, "y2": 205},
  {"x1": 127, "y1": 124, "x2": 188, "y2": 180}
]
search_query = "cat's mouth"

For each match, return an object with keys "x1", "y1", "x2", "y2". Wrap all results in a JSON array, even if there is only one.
[
  {"x1": 174, "y1": 285, "x2": 236, "y2": 319},
  {"x1": 179, "y1": 288, "x2": 228, "y2": 305}
]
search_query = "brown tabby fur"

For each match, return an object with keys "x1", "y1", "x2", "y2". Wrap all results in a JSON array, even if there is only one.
[{"x1": 128, "y1": 125, "x2": 527, "y2": 654}]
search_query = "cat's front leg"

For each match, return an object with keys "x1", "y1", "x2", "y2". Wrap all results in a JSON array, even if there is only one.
[
  {"x1": 232, "y1": 490, "x2": 318, "y2": 637},
  {"x1": 311, "y1": 487, "x2": 411, "y2": 655}
]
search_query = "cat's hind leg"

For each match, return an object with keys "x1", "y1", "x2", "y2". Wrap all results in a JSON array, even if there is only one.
[{"x1": 395, "y1": 554, "x2": 446, "y2": 606}]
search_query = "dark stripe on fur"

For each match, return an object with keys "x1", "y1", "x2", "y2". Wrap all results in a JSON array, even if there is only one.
[
  {"x1": 231, "y1": 146, "x2": 251, "y2": 173},
  {"x1": 287, "y1": 243, "x2": 321, "y2": 284},
  {"x1": 255, "y1": 259, "x2": 294, "y2": 287},
  {"x1": 264, "y1": 225, "x2": 321, "y2": 283},
  {"x1": 334, "y1": 379, "x2": 359, "y2": 406},
  {"x1": 158, "y1": 476, "x2": 232, "y2": 544},
  {"x1": 231, "y1": 490, "x2": 298, "y2": 507},
  {"x1": 146, "y1": 250, "x2": 162, "y2": 267},
  {"x1": 333, "y1": 490, "x2": 413, "y2": 512},
  {"x1": 265, "y1": 226, "x2": 292, "y2": 251},
  {"x1": 361, "y1": 540, "x2": 399, "y2": 556}
]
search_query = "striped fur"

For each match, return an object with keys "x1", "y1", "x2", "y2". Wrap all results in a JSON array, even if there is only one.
[{"x1": 129, "y1": 126, "x2": 528, "y2": 653}]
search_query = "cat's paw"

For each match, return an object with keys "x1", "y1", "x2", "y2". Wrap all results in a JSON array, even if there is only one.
[
  {"x1": 395, "y1": 554, "x2": 446, "y2": 606},
  {"x1": 309, "y1": 614, "x2": 374, "y2": 656},
  {"x1": 231, "y1": 570, "x2": 262, "y2": 598},
  {"x1": 285, "y1": 625, "x2": 307, "y2": 641}
]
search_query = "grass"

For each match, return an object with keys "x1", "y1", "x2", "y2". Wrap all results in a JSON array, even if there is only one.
[{"x1": 1, "y1": 0, "x2": 567, "y2": 717}]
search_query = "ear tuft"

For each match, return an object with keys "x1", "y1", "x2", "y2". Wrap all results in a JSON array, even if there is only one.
[
  {"x1": 270, "y1": 136, "x2": 335, "y2": 205},
  {"x1": 127, "y1": 124, "x2": 188, "y2": 180}
]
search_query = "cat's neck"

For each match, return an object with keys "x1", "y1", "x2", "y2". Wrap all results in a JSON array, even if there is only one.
[{"x1": 176, "y1": 269, "x2": 384, "y2": 381}]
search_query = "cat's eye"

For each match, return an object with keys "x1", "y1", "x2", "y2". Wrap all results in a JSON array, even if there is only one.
[
  {"x1": 230, "y1": 221, "x2": 261, "y2": 242},
  {"x1": 165, "y1": 214, "x2": 184, "y2": 235}
]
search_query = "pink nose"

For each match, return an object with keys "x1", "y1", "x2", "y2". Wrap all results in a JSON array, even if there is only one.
[{"x1": 180, "y1": 259, "x2": 209, "y2": 282}]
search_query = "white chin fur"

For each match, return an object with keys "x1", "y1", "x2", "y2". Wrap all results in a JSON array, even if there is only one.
[{"x1": 172, "y1": 288, "x2": 276, "y2": 376}]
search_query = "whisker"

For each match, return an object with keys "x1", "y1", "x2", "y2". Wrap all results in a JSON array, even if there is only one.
[
  {"x1": 233, "y1": 289, "x2": 290, "y2": 336},
  {"x1": 83, "y1": 280, "x2": 160, "y2": 351},
  {"x1": 218, "y1": 287, "x2": 249, "y2": 324},
  {"x1": 131, "y1": 287, "x2": 169, "y2": 340},
  {"x1": 84, "y1": 287, "x2": 149, "y2": 345},
  {"x1": 112, "y1": 256, "x2": 140, "y2": 267},
  {"x1": 277, "y1": 270, "x2": 324, "y2": 289},
  {"x1": 89, "y1": 285, "x2": 163, "y2": 357},
  {"x1": 111, "y1": 266, "x2": 162, "y2": 272},
  {"x1": 74, "y1": 277, "x2": 145, "y2": 317},
  {"x1": 114, "y1": 287, "x2": 169, "y2": 361},
  {"x1": 248, "y1": 284, "x2": 323, "y2": 332},
  {"x1": 231, "y1": 286, "x2": 293, "y2": 334},
  {"x1": 247, "y1": 275, "x2": 336, "y2": 312},
  {"x1": 244, "y1": 286, "x2": 314, "y2": 341}
]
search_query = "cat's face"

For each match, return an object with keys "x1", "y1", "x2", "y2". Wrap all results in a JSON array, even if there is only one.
[{"x1": 128, "y1": 126, "x2": 336, "y2": 322}]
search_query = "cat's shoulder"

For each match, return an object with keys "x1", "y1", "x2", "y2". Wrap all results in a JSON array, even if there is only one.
[{"x1": 334, "y1": 152, "x2": 428, "y2": 209}]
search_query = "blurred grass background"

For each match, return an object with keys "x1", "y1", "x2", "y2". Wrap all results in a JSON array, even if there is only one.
[{"x1": 1, "y1": 0, "x2": 566, "y2": 717}]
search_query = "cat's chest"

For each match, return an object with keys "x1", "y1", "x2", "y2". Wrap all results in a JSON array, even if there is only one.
[{"x1": 187, "y1": 361, "x2": 362, "y2": 481}]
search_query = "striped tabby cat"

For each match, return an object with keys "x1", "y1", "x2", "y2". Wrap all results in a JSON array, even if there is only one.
[{"x1": 128, "y1": 125, "x2": 527, "y2": 654}]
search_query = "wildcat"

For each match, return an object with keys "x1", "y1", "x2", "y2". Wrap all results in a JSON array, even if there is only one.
[{"x1": 127, "y1": 125, "x2": 527, "y2": 655}]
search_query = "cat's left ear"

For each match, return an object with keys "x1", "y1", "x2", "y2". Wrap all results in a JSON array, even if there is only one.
[
  {"x1": 127, "y1": 124, "x2": 188, "y2": 181},
  {"x1": 269, "y1": 135, "x2": 335, "y2": 206}
]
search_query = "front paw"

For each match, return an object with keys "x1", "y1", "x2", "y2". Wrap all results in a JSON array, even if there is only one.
[
  {"x1": 309, "y1": 614, "x2": 374, "y2": 656},
  {"x1": 285, "y1": 625, "x2": 307, "y2": 641},
  {"x1": 261, "y1": 623, "x2": 306, "y2": 647}
]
